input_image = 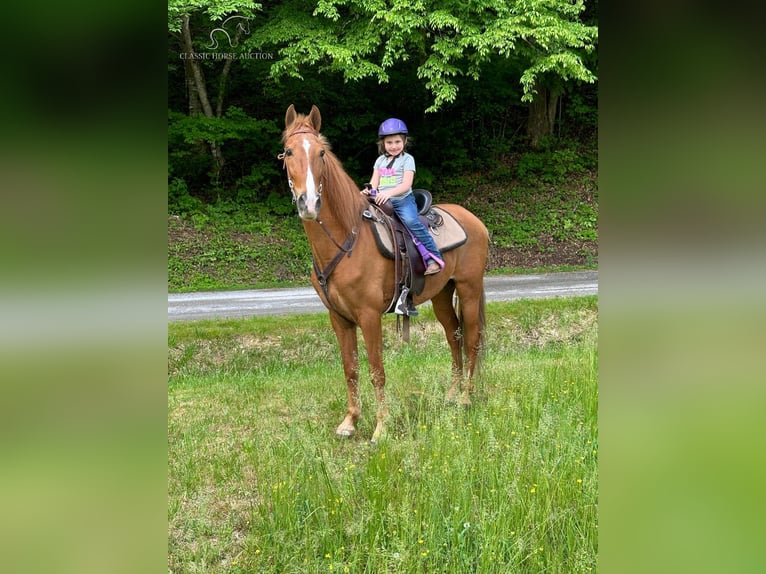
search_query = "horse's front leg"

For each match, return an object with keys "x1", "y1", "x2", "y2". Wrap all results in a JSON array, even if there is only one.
[
  {"x1": 359, "y1": 312, "x2": 388, "y2": 443},
  {"x1": 329, "y1": 313, "x2": 361, "y2": 438}
]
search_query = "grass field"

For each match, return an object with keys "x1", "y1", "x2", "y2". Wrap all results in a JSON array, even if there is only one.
[{"x1": 168, "y1": 296, "x2": 598, "y2": 573}]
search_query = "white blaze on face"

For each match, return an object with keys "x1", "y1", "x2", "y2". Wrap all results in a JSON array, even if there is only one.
[{"x1": 303, "y1": 138, "x2": 319, "y2": 213}]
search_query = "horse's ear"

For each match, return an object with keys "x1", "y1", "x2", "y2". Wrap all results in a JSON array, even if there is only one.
[
  {"x1": 308, "y1": 105, "x2": 322, "y2": 132},
  {"x1": 285, "y1": 104, "x2": 297, "y2": 128}
]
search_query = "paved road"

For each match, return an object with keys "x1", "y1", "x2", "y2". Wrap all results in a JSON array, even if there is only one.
[{"x1": 168, "y1": 271, "x2": 597, "y2": 322}]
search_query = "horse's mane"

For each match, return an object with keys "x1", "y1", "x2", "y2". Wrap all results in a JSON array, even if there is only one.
[{"x1": 282, "y1": 115, "x2": 368, "y2": 236}]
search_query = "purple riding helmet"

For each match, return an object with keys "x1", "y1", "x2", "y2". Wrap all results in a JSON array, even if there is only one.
[{"x1": 378, "y1": 118, "x2": 408, "y2": 138}]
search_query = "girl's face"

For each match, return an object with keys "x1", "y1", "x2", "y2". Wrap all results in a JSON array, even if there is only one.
[{"x1": 382, "y1": 135, "x2": 405, "y2": 157}]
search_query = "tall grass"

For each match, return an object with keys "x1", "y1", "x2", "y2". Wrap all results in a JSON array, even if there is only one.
[{"x1": 168, "y1": 297, "x2": 597, "y2": 573}]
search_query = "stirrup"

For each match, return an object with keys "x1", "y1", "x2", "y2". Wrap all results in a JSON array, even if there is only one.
[{"x1": 394, "y1": 287, "x2": 418, "y2": 317}]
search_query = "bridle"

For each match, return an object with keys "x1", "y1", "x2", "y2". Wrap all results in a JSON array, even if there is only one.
[
  {"x1": 278, "y1": 128, "x2": 340, "y2": 241},
  {"x1": 277, "y1": 129, "x2": 324, "y2": 203}
]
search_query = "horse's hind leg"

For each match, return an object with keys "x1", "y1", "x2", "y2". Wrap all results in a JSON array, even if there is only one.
[
  {"x1": 454, "y1": 284, "x2": 486, "y2": 406},
  {"x1": 329, "y1": 313, "x2": 361, "y2": 437},
  {"x1": 431, "y1": 281, "x2": 464, "y2": 403}
]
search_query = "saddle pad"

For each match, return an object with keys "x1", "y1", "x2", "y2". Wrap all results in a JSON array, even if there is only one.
[{"x1": 369, "y1": 205, "x2": 468, "y2": 259}]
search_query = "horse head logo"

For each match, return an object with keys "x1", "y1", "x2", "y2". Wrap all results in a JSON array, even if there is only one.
[{"x1": 207, "y1": 15, "x2": 252, "y2": 50}]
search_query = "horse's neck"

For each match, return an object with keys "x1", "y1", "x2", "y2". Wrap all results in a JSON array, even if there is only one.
[{"x1": 304, "y1": 159, "x2": 364, "y2": 262}]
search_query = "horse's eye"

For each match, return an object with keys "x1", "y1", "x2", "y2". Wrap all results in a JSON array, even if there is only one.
[
  {"x1": 285, "y1": 149, "x2": 293, "y2": 156},
  {"x1": 319, "y1": 149, "x2": 325, "y2": 157}
]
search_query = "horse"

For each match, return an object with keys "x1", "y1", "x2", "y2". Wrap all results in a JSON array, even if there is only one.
[{"x1": 279, "y1": 104, "x2": 488, "y2": 442}]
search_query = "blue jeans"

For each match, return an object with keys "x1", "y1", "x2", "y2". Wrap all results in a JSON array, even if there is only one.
[{"x1": 390, "y1": 193, "x2": 443, "y2": 264}]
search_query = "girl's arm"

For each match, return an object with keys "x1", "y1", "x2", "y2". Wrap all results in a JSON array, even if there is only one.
[
  {"x1": 370, "y1": 169, "x2": 381, "y2": 189},
  {"x1": 361, "y1": 169, "x2": 381, "y2": 195}
]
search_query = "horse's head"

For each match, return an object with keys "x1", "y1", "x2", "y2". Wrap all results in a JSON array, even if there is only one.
[{"x1": 279, "y1": 105, "x2": 328, "y2": 221}]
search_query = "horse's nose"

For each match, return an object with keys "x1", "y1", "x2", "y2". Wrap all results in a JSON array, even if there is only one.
[{"x1": 297, "y1": 192, "x2": 321, "y2": 220}]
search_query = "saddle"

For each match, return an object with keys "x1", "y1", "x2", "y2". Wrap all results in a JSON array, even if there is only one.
[{"x1": 362, "y1": 189, "x2": 468, "y2": 320}]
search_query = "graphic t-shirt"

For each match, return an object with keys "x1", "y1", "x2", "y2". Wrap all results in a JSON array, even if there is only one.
[{"x1": 374, "y1": 153, "x2": 416, "y2": 194}]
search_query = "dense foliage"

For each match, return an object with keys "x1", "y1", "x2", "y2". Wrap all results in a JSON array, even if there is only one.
[
  {"x1": 168, "y1": 0, "x2": 597, "y2": 290},
  {"x1": 169, "y1": 0, "x2": 596, "y2": 202}
]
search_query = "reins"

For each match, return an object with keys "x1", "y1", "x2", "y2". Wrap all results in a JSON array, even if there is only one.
[
  {"x1": 312, "y1": 226, "x2": 357, "y2": 292},
  {"x1": 317, "y1": 218, "x2": 356, "y2": 252},
  {"x1": 310, "y1": 221, "x2": 358, "y2": 324}
]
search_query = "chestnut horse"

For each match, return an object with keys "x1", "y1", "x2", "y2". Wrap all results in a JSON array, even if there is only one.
[{"x1": 279, "y1": 105, "x2": 488, "y2": 442}]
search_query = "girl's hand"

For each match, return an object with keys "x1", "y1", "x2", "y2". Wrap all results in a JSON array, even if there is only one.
[{"x1": 374, "y1": 191, "x2": 392, "y2": 205}]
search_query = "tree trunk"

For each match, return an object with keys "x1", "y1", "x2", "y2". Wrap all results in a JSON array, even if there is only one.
[
  {"x1": 181, "y1": 15, "x2": 225, "y2": 178},
  {"x1": 526, "y1": 84, "x2": 561, "y2": 148},
  {"x1": 215, "y1": 25, "x2": 245, "y2": 118},
  {"x1": 184, "y1": 57, "x2": 202, "y2": 116},
  {"x1": 216, "y1": 57, "x2": 235, "y2": 118}
]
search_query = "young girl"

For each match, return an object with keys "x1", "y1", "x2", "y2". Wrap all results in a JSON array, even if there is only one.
[{"x1": 361, "y1": 118, "x2": 444, "y2": 275}]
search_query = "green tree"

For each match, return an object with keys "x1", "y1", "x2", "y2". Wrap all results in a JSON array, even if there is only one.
[
  {"x1": 249, "y1": 0, "x2": 596, "y2": 147},
  {"x1": 168, "y1": 1, "x2": 261, "y2": 179}
]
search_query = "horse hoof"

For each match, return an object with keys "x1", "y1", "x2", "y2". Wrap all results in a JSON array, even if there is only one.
[
  {"x1": 336, "y1": 427, "x2": 355, "y2": 438},
  {"x1": 370, "y1": 427, "x2": 387, "y2": 444}
]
